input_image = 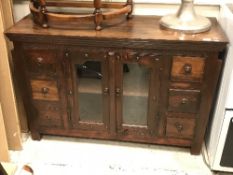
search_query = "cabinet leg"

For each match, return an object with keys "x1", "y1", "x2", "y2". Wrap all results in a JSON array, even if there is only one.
[
  {"x1": 31, "y1": 131, "x2": 41, "y2": 141},
  {"x1": 190, "y1": 145, "x2": 201, "y2": 155}
]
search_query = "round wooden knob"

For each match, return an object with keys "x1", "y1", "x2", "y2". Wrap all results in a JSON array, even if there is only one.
[
  {"x1": 37, "y1": 57, "x2": 43, "y2": 63},
  {"x1": 116, "y1": 88, "x2": 121, "y2": 96},
  {"x1": 65, "y1": 52, "x2": 69, "y2": 57},
  {"x1": 181, "y1": 98, "x2": 188, "y2": 104},
  {"x1": 103, "y1": 87, "x2": 109, "y2": 94},
  {"x1": 175, "y1": 122, "x2": 183, "y2": 132},
  {"x1": 41, "y1": 87, "x2": 49, "y2": 94},
  {"x1": 108, "y1": 51, "x2": 115, "y2": 56},
  {"x1": 183, "y1": 64, "x2": 192, "y2": 74}
]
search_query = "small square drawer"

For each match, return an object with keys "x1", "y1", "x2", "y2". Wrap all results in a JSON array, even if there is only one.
[
  {"x1": 25, "y1": 50, "x2": 57, "y2": 64},
  {"x1": 166, "y1": 117, "x2": 196, "y2": 139},
  {"x1": 24, "y1": 50, "x2": 57, "y2": 78},
  {"x1": 30, "y1": 80, "x2": 59, "y2": 101},
  {"x1": 168, "y1": 89, "x2": 200, "y2": 113},
  {"x1": 171, "y1": 56, "x2": 205, "y2": 82},
  {"x1": 33, "y1": 101, "x2": 62, "y2": 128}
]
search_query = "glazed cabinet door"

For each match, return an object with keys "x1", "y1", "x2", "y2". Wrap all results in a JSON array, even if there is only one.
[
  {"x1": 65, "y1": 47, "x2": 110, "y2": 133},
  {"x1": 115, "y1": 50, "x2": 162, "y2": 139}
]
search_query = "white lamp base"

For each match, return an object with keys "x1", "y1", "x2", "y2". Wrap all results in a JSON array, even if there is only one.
[{"x1": 159, "y1": 0, "x2": 211, "y2": 33}]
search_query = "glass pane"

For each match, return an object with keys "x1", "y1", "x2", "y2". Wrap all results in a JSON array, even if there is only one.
[
  {"x1": 76, "y1": 61, "x2": 103, "y2": 123},
  {"x1": 122, "y1": 63, "x2": 149, "y2": 126}
]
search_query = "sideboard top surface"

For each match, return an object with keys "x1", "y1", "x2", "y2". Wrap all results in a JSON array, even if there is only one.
[{"x1": 5, "y1": 15, "x2": 228, "y2": 49}]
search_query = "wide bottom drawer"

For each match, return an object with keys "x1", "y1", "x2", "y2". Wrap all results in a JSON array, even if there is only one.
[{"x1": 32, "y1": 101, "x2": 63, "y2": 128}]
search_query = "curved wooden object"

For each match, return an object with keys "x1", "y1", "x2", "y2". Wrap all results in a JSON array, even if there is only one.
[{"x1": 30, "y1": 0, "x2": 133, "y2": 30}]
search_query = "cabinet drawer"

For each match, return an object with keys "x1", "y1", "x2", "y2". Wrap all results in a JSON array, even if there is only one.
[
  {"x1": 25, "y1": 50, "x2": 57, "y2": 78},
  {"x1": 70, "y1": 48, "x2": 107, "y2": 60},
  {"x1": 123, "y1": 50, "x2": 160, "y2": 62},
  {"x1": 33, "y1": 101, "x2": 62, "y2": 127},
  {"x1": 166, "y1": 117, "x2": 195, "y2": 139},
  {"x1": 30, "y1": 80, "x2": 59, "y2": 101},
  {"x1": 168, "y1": 89, "x2": 200, "y2": 113},
  {"x1": 171, "y1": 56, "x2": 205, "y2": 82}
]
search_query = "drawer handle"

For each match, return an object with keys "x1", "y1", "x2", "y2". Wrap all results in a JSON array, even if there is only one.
[
  {"x1": 84, "y1": 53, "x2": 89, "y2": 57},
  {"x1": 103, "y1": 87, "x2": 109, "y2": 95},
  {"x1": 116, "y1": 88, "x2": 121, "y2": 96},
  {"x1": 181, "y1": 98, "x2": 188, "y2": 104},
  {"x1": 108, "y1": 51, "x2": 115, "y2": 56},
  {"x1": 183, "y1": 64, "x2": 192, "y2": 74},
  {"x1": 175, "y1": 122, "x2": 183, "y2": 133},
  {"x1": 41, "y1": 87, "x2": 49, "y2": 95},
  {"x1": 65, "y1": 52, "x2": 69, "y2": 57},
  {"x1": 37, "y1": 57, "x2": 44, "y2": 63}
]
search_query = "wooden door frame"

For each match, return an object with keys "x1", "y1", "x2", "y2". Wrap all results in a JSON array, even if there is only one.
[
  {"x1": 0, "y1": 0, "x2": 22, "y2": 160},
  {"x1": 69, "y1": 49, "x2": 110, "y2": 132}
]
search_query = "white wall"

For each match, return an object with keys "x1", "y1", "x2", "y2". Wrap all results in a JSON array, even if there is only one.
[{"x1": 13, "y1": 0, "x2": 220, "y2": 22}]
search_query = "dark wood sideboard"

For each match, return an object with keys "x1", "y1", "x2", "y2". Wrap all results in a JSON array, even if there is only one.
[{"x1": 5, "y1": 15, "x2": 228, "y2": 154}]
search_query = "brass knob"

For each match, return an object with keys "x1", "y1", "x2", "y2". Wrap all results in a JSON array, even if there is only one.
[
  {"x1": 65, "y1": 52, "x2": 69, "y2": 57},
  {"x1": 103, "y1": 87, "x2": 109, "y2": 95},
  {"x1": 175, "y1": 122, "x2": 183, "y2": 133},
  {"x1": 84, "y1": 53, "x2": 89, "y2": 57},
  {"x1": 116, "y1": 88, "x2": 121, "y2": 96},
  {"x1": 108, "y1": 52, "x2": 115, "y2": 56},
  {"x1": 41, "y1": 87, "x2": 49, "y2": 95},
  {"x1": 136, "y1": 56, "x2": 140, "y2": 61},
  {"x1": 37, "y1": 57, "x2": 43, "y2": 63},
  {"x1": 68, "y1": 90, "x2": 73, "y2": 95},
  {"x1": 183, "y1": 64, "x2": 192, "y2": 74},
  {"x1": 181, "y1": 98, "x2": 188, "y2": 104}
]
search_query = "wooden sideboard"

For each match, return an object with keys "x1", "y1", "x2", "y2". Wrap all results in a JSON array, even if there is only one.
[{"x1": 5, "y1": 15, "x2": 228, "y2": 154}]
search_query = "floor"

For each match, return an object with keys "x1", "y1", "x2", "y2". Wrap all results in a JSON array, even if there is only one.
[{"x1": 9, "y1": 134, "x2": 217, "y2": 175}]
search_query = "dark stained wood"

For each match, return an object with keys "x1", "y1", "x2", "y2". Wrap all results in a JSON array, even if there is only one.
[
  {"x1": 5, "y1": 15, "x2": 228, "y2": 155},
  {"x1": 115, "y1": 50, "x2": 161, "y2": 138},
  {"x1": 191, "y1": 52, "x2": 223, "y2": 154},
  {"x1": 108, "y1": 51, "x2": 117, "y2": 136},
  {"x1": 20, "y1": 44, "x2": 68, "y2": 136},
  {"x1": 37, "y1": 127, "x2": 192, "y2": 147},
  {"x1": 171, "y1": 56, "x2": 205, "y2": 82},
  {"x1": 166, "y1": 112, "x2": 196, "y2": 119},
  {"x1": 157, "y1": 53, "x2": 172, "y2": 137},
  {"x1": 30, "y1": 80, "x2": 59, "y2": 101},
  {"x1": 67, "y1": 47, "x2": 111, "y2": 132},
  {"x1": 5, "y1": 16, "x2": 227, "y2": 51},
  {"x1": 168, "y1": 89, "x2": 201, "y2": 113},
  {"x1": 166, "y1": 117, "x2": 196, "y2": 139},
  {"x1": 32, "y1": 101, "x2": 63, "y2": 128}
]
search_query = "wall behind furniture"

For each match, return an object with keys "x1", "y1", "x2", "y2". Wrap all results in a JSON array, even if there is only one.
[{"x1": 0, "y1": 0, "x2": 22, "y2": 152}]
